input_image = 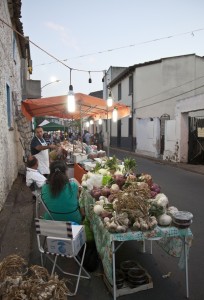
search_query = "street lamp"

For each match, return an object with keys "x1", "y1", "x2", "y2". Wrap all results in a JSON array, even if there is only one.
[{"x1": 41, "y1": 79, "x2": 61, "y2": 90}]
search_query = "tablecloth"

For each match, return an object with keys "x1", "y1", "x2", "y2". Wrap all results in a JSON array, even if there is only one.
[{"x1": 79, "y1": 189, "x2": 193, "y2": 285}]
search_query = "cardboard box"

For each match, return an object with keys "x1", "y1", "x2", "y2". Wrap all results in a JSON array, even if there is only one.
[
  {"x1": 46, "y1": 225, "x2": 86, "y2": 256},
  {"x1": 73, "y1": 153, "x2": 88, "y2": 163}
]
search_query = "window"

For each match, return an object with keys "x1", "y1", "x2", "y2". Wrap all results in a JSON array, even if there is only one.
[
  {"x1": 128, "y1": 117, "x2": 133, "y2": 136},
  {"x1": 118, "y1": 83, "x2": 121, "y2": 100},
  {"x1": 6, "y1": 84, "x2": 12, "y2": 128},
  {"x1": 129, "y1": 75, "x2": 133, "y2": 95}
]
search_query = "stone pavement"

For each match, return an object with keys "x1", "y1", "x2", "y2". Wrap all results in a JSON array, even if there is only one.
[{"x1": 0, "y1": 153, "x2": 204, "y2": 265}]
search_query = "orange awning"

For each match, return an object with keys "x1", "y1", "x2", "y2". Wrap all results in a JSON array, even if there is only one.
[{"x1": 21, "y1": 93, "x2": 130, "y2": 121}]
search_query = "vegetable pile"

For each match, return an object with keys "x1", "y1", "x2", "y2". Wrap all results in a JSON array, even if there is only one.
[
  {"x1": 0, "y1": 254, "x2": 69, "y2": 299},
  {"x1": 82, "y1": 156, "x2": 181, "y2": 233}
]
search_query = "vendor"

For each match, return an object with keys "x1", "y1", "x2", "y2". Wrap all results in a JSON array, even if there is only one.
[{"x1": 31, "y1": 126, "x2": 56, "y2": 176}]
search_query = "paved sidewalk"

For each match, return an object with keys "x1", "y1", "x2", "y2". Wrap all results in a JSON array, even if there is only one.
[{"x1": 0, "y1": 175, "x2": 34, "y2": 262}]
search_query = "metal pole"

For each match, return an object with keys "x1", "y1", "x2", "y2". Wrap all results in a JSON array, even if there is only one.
[
  {"x1": 112, "y1": 241, "x2": 116, "y2": 300},
  {"x1": 184, "y1": 236, "x2": 189, "y2": 298},
  {"x1": 107, "y1": 106, "x2": 110, "y2": 157},
  {"x1": 80, "y1": 104, "x2": 83, "y2": 153}
]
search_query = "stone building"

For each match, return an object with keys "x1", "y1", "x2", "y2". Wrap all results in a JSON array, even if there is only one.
[{"x1": 0, "y1": 0, "x2": 33, "y2": 210}]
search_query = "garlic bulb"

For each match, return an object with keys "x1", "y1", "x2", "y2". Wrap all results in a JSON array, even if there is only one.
[{"x1": 158, "y1": 214, "x2": 172, "y2": 226}]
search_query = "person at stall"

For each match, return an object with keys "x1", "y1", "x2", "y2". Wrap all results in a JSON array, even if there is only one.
[
  {"x1": 41, "y1": 160, "x2": 82, "y2": 224},
  {"x1": 31, "y1": 126, "x2": 56, "y2": 176},
  {"x1": 26, "y1": 155, "x2": 47, "y2": 197},
  {"x1": 93, "y1": 130, "x2": 99, "y2": 148},
  {"x1": 84, "y1": 130, "x2": 91, "y2": 145},
  {"x1": 98, "y1": 130, "x2": 104, "y2": 150}
]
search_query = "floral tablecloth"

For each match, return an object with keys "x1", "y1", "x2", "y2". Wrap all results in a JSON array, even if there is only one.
[{"x1": 79, "y1": 189, "x2": 193, "y2": 285}]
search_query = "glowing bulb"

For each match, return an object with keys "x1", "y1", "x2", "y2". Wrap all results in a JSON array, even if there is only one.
[
  {"x1": 107, "y1": 93, "x2": 113, "y2": 107},
  {"x1": 98, "y1": 118, "x2": 102, "y2": 125},
  {"x1": 67, "y1": 85, "x2": 75, "y2": 113},
  {"x1": 112, "y1": 108, "x2": 118, "y2": 122}
]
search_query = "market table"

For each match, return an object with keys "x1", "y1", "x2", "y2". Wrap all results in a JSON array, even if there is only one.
[{"x1": 80, "y1": 189, "x2": 193, "y2": 300}]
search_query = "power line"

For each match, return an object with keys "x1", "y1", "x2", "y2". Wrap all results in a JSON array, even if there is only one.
[
  {"x1": 34, "y1": 27, "x2": 204, "y2": 67},
  {"x1": 0, "y1": 17, "x2": 105, "y2": 74},
  {"x1": 136, "y1": 74, "x2": 204, "y2": 104},
  {"x1": 136, "y1": 84, "x2": 204, "y2": 109}
]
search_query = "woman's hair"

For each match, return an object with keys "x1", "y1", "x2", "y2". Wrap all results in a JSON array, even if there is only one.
[{"x1": 48, "y1": 160, "x2": 71, "y2": 197}]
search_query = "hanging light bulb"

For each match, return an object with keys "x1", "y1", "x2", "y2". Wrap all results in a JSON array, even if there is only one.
[
  {"x1": 98, "y1": 117, "x2": 102, "y2": 125},
  {"x1": 90, "y1": 119, "x2": 94, "y2": 125},
  {"x1": 86, "y1": 121, "x2": 90, "y2": 127},
  {"x1": 107, "y1": 90, "x2": 113, "y2": 107},
  {"x1": 67, "y1": 69, "x2": 76, "y2": 113},
  {"x1": 88, "y1": 71, "x2": 92, "y2": 83},
  {"x1": 112, "y1": 107, "x2": 118, "y2": 122}
]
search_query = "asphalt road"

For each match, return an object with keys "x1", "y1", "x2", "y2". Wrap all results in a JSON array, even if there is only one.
[{"x1": 29, "y1": 151, "x2": 204, "y2": 300}]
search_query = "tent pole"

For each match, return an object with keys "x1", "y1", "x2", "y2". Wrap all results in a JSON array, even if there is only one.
[{"x1": 80, "y1": 104, "x2": 83, "y2": 153}]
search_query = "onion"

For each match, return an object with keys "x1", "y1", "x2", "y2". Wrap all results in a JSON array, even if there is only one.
[
  {"x1": 101, "y1": 187, "x2": 111, "y2": 197},
  {"x1": 93, "y1": 204, "x2": 104, "y2": 215},
  {"x1": 114, "y1": 175, "x2": 126, "y2": 188},
  {"x1": 151, "y1": 183, "x2": 161, "y2": 193},
  {"x1": 150, "y1": 191, "x2": 157, "y2": 198},
  {"x1": 91, "y1": 187, "x2": 102, "y2": 200},
  {"x1": 110, "y1": 183, "x2": 120, "y2": 192}
]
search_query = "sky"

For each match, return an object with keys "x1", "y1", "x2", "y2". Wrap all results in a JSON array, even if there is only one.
[{"x1": 21, "y1": 0, "x2": 204, "y2": 98}]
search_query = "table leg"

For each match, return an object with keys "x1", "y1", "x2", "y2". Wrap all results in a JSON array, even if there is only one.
[
  {"x1": 184, "y1": 236, "x2": 189, "y2": 298},
  {"x1": 112, "y1": 241, "x2": 116, "y2": 300}
]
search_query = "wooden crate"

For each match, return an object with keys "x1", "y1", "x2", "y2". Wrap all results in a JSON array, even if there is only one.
[{"x1": 103, "y1": 266, "x2": 153, "y2": 298}]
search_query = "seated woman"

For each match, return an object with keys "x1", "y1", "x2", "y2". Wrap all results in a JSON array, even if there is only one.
[{"x1": 41, "y1": 160, "x2": 82, "y2": 224}]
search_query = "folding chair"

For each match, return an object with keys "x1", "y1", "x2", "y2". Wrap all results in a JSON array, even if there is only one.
[
  {"x1": 35, "y1": 218, "x2": 90, "y2": 296},
  {"x1": 35, "y1": 193, "x2": 54, "y2": 219}
]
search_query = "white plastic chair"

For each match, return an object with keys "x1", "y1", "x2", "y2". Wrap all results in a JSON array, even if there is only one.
[{"x1": 35, "y1": 218, "x2": 91, "y2": 296}]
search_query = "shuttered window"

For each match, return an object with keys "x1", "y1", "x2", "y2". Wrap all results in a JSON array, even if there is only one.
[{"x1": 118, "y1": 83, "x2": 121, "y2": 100}]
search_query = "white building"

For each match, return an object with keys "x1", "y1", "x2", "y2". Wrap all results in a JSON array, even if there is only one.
[{"x1": 106, "y1": 54, "x2": 204, "y2": 162}]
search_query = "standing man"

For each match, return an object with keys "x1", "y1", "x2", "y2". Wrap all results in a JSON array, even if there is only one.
[{"x1": 31, "y1": 126, "x2": 56, "y2": 176}]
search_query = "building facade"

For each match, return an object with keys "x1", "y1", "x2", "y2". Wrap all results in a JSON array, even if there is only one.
[{"x1": 107, "y1": 54, "x2": 204, "y2": 162}]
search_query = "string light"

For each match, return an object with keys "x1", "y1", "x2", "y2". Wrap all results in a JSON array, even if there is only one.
[
  {"x1": 33, "y1": 26, "x2": 204, "y2": 68},
  {"x1": 88, "y1": 71, "x2": 92, "y2": 83},
  {"x1": 67, "y1": 69, "x2": 75, "y2": 113},
  {"x1": 112, "y1": 107, "x2": 118, "y2": 122},
  {"x1": 107, "y1": 90, "x2": 113, "y2": 107}
]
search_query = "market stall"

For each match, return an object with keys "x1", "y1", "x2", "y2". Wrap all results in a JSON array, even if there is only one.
[
  {"x1": 82, "y1": 190, "x2": 192, "y2": 299},
  {"x1": 21, "y1": 92, "x2": 130, "y2": 158},
  {"x1": 78, "y1": 156, "x2": 193, "y2": 299},
  {"x1": 21, "y1": 93, "x2": 130, "y2": 121}
]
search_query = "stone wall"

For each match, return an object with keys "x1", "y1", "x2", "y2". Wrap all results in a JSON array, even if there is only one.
[{"x1": 0, "y1": 0, "x2": 32, "y2": 211}]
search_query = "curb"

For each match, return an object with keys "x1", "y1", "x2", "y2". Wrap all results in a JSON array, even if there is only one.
[{"x1": 109, "y1": 147, "x2": 204, "y2": 176}]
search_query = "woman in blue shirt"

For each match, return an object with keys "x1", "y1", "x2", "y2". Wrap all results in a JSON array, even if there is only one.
[{"x1": 42, "y1": 160, "x2": 82, "y2": 224}]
